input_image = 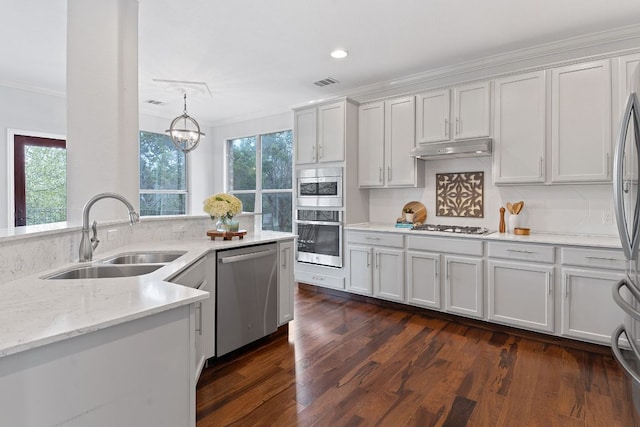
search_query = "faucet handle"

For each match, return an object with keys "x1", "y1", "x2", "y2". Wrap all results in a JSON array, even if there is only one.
[{"x1": 90, "y1": 220, "x2": 100, "y2": 250}]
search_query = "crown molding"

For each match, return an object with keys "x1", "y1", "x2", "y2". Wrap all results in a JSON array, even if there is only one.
[{"x1": 0, "y1": 80, "x2": 65, "y2": 98}]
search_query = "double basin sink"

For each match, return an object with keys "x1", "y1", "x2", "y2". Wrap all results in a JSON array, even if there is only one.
[{"x1": 45, "y1": 251, "x2": 187, "y2": 280}]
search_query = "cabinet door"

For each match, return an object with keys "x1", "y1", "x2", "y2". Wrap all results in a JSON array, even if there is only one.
[
  {"x1": 346, "y1": 244, "x2": 373, "y2": 295},
  {"x1": 384, "y1": 96, "x2": 417, "y2": 187},
  {"x1": 488, "y1": 260, "x2": 554, "y2": 333},
  {"x1": 493, "y1": 71, "x2": 546, "y2": 184},
  {"x1": 416, "y1": 90, "x2": 450, "y2": 143},
  {"x1": 618, "y1": 54, "x2": 640, "y2": 182},
  {"x1": 358, "y1": 102, "x2": 385, "y2": 187},
  {"x1": 294, "y1": 108, "x2": 317, "y2": 164},
  {"x1": 278, "y1": 240, "x2": 295, "y2": 326},
  {"x1": 374, "y1": 247, "x2": 405, "y2": 302},
  {"x1": 551, "y1": 60, "x2": 612, "y2": 182},
  {"x1": 453, "y1": 82, "x2": 490, "y2": 139},
  {"x1": 561, "y1": 268, "x2": 626, "y2": 344},
  {"x1": 317, "y1": 101, "x2": 345, "y2": 163},
  {"x1": 444, "y1": 255, "x2": 484, "y2": 319},
  {"x1": 406, "y1": 251, "x2": 440, "y2": 309}
]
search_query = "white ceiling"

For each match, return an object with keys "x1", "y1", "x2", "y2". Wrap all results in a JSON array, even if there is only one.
[{"x1": 3, "y1": 0, "x2": 640, "y2": 127}]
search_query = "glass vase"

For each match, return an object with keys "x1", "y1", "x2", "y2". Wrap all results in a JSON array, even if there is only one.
[{"x1": 216, "y1": 216, "x2": 239, "y2": 232}]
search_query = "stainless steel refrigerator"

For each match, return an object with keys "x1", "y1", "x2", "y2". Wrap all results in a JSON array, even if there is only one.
[{"x1": 612, "y1": 59, "x2": 640, "y2": 416}]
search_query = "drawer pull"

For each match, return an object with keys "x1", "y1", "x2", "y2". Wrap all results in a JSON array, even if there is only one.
[
  {"x1": 506, "y1": 249, "x2": 534, "y2": 254},
  {"x1": 365, "y1": 237, "x2": 381, "y2": 241},
  {"x1": 585, "y1": 256, "x2": 619, "y2": 262}
]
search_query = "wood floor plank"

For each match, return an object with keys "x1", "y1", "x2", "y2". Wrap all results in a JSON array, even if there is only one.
[{"x1": 196, "y1": 285, "x2": 640, "y2": 426}]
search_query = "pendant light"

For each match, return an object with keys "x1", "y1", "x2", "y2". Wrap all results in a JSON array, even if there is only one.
[{"x1": 166, "y1": 93, "x2": 205, "y2": 153}]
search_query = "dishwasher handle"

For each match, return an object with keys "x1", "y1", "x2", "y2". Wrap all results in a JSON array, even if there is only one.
[{"x1": 219, "y1": 248, "x2": 276, "y2": 264}]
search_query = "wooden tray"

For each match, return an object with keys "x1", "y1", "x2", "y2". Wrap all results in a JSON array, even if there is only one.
[
  {"x1": 206, "y1": 229, "x2": 247, "y2": 241},
  {"x1": 399, "y1": 201, "x2": 427, "y2": 224}
]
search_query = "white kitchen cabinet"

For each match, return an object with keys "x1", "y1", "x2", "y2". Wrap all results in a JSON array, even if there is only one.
[
  {"x1": 416, "y1": 89, "x2": 450, "y2": 143},
  {"x1": 617, "y1": 54, "x2": 640, "y2": 181},
  {"x1": 294, "y1": 100, "x2": 346, "y2": 165},
  {"x1": 444, "y1": 255, "x2": 483, "y2": 319},
  {"x1": 346, "y1": 244, "x2": 374, "y2": 295},
  {"x1": 346, "y1": 231, "x2": 405, "y2": 301},
  {"x1": 358, "y1": 101, "x2": 385, "y2": 186},
  {"x1": 561, "y1": 268, "x2": 626, "y2": 344},
  {"x1": 453, "y1": 81, "x2": 491, "y2": 139},
  {"x1": 373, "y1": 247, "x2": 405, "y2": 302},
  {"x1": 169, "y1": 255, "x2": 215, "y2": 382},
  {"x1": 551, "y1": 60, "x2": 612, "y2": 183},
  {"x1": 493, "y1": 71, "x2": 547, "y2": 184},
  {"x1": 488, "y1": 260, "x2": 554, "y2": 333},
  {"x1": 278, "y1": 240, "x2": 295, "y2": 326},
  {"x1": 406, "y1": 250, "x2": 441, "y2": 309},
  {"x1": 358, "y1": 96, "x2": 419, "y2": 188}
]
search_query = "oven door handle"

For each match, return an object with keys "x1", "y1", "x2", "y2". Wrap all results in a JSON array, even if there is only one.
[{"x1": 295, "y1": 220, "x2": 343, "y2": 226}]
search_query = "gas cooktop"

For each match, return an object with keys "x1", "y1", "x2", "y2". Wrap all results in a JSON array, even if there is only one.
[{"x1": 411, "y1": 224, "x2": 491, "y2": 235}]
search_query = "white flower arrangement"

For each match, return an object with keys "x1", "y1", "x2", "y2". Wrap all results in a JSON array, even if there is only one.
[{"x1": 203, "y1": 193, "x2": 243, "y2": 220}]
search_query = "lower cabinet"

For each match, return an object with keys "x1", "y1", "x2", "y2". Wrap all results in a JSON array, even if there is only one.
[
  {"x1": 406, "y1": 251, "x2": 441, "y2": 309},
  {"x1": 444, "y1": 255, "x2": 484, "y2": 319},
  {"x1": 561, "y1": 268, "x2": 626, "y2": 344},
  {"x1": 488, "y1": 260, "x2": 554, "y2": 333},
  {"x1": 278, "y1": 240, "x2": 295, "y2": 326}
]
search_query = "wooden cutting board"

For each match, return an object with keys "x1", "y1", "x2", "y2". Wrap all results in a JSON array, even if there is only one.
[{"x1": 401, "y1": 201, "x2": 427, "y2": 224}]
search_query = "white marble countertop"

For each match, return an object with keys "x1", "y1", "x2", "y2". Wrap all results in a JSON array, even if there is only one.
[
  {"x1": 0, "y1": 231, "x2": 295, "y2": 358},
  {"x1": 345, "y1": 223, "x2": 622, "y2": 249}
]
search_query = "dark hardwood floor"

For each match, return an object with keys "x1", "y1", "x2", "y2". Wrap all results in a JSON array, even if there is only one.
[{"x1": 196, "y1": 285, "x2": 639, "y2": 426}]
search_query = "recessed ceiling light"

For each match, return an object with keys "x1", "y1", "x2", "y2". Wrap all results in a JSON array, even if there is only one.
[{"x1": 330, "y1": 49, "x2": 348, "y2": 59}]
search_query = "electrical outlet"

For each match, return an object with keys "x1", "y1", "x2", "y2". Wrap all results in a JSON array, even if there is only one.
[
  {"x1": 107, "y1": 229, "x2": 119, "y2": 241},
  {"x1": 602, "y1": 210, "x2": 614, "y2": 225}
]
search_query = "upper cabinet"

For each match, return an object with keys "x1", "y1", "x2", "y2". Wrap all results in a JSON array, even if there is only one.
[
  {"x1": 493, "y1": 71, "x2": 547, "y2": 184},
  {"x1": 358, "y1": 96, "x2": 420, "y2": 188},
  {"x1": 295, "y1": 100, "x2": 346, "y2": 164},
  {"x1": 551, "y1": 60, "x2": 612, "y2": 183},
  {"x1": 453, "y1": 82, "x2": 491, "y2": 139},
  {"x1": 415, "y1": 82, "x2": 490, "y2": 144},
  {"x1": 416, "y1": 89, "x2": 450, "y2": 143}
]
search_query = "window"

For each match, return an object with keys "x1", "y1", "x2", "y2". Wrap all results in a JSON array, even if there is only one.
[
  {"x1": 227, "y1": 130, "x2": 292, "y2": 232},
  {"x1": 14, "y1": 135, "x2": 67, "y2": 226},
  {"x1": 139, "y1": 131, "x2": 187, "y2": 216}
]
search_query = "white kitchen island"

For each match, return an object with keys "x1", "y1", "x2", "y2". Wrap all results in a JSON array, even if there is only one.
[{"x1": 0, "y1": 231, "x2": 295, "y2": 427}]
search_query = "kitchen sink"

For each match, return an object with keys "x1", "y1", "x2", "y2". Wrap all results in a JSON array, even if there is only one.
[
  {"x1": 100, "y1": 251, "x2": 186, "y2": 265},
  {"x1": 45, "y1": 264, "x2": 163, "y2": 280}
]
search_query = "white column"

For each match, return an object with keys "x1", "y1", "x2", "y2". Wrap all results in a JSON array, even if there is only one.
[{"x1": 66, "y1": 0, "x2": 139, "y2": 224}]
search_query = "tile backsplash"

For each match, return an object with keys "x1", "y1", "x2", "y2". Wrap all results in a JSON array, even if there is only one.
[{"x1": 368, "y1": 156, "x2": 618, "y2": 236}]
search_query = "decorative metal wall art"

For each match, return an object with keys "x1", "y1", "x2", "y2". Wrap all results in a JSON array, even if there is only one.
[{"x1": 436, "y1": 171, "x2": 484, "y2": 217}]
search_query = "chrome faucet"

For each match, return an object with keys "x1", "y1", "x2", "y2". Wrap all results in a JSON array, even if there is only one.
[{"x1": 79, "y1": 192, "x2": 140, "y2": 262}]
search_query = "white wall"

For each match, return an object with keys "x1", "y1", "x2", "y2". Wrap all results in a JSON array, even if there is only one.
[
  {"x1": 0, "y1": 86, "x2": 67, "y2": 227},
  {"x1": 368, "y1": 157, "x2": 617, "y2": 236}
]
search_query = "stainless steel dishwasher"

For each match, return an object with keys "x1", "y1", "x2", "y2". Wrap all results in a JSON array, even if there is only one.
[{"x1": 216, "y1": 243, "x2": 278, "y2": 357}]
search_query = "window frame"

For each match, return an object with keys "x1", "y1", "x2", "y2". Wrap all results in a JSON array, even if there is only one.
[
  {"x1": 225, "y1": 130, "x2": 293, "y2": 231},
  {"x1": 139, "y1": 130, "x2": 189, "y2": 217}
]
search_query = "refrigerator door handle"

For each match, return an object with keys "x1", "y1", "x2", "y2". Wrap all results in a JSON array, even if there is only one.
[
  {"x1": 612, "y1": 324, "x2": 640, "y2": 384},
  {"x1": 613, "y1": 278, "x2": 640, "y2": 322},
  {"x1": 613, "y1": 93, "x2": 640, "y2": 260}
]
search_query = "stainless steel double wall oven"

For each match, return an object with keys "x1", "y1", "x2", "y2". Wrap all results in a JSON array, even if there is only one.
[{"x1": 295, "y1": 167, "x2": 343, "y2": 268}]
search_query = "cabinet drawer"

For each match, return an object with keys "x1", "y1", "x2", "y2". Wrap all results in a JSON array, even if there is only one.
[
  {"x1": 346, "y1": 231, "x2": 404, "y2": 248},
  {"x1": 407, "y1": 235, "x2": 483, "y2": 256},
  {"x1": 488, "y1": 242, "x2": 554, "y2": 263},
  {"x1": 295, "y1": 270, "x2": 345, "y2": 290},
  {"x1": 561, "y1": 247, "x2": 626, "y2": 270}
]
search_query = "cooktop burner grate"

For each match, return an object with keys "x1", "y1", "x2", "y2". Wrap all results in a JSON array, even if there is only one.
[{"x1": 411, "y1": 224, "x2": 490, "y2": 234}]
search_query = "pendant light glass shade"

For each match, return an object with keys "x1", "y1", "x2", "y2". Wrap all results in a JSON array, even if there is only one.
[{"x1": 166, "y1": 93, "x2": 205, "y2": 153}]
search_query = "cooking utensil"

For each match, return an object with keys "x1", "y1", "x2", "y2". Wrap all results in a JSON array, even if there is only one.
[
  {"x1": 514, "y1": 201, "x2": 524, "y2": 214},
  {"x1": 506, "y1": 202, "x2": 514, "y2": 214},
  {"x1": 400, "y1": 201, "x2": 427, "y2": 224}
]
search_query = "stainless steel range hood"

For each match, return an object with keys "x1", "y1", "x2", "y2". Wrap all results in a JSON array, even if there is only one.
[{"x1": 410, "y1": 138, "x2": 492, "y2": 160}]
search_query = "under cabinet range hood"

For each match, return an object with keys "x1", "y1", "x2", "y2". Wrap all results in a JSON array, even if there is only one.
[{"x1": 410, "y1": 138, "x2": 492, "y2": 160}]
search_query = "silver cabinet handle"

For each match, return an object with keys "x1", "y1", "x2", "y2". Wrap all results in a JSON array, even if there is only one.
[
  {"x1": 547, "y1": 272, "x2": 552, "y2": 295},
  {"x1": 312, "y1": 145, "x2": 316, "y2": 161},
  {"x1": 506, "y1": 249, "x2": 534, "y2": 254},
  {"x1": 375, "y1": 252, "x2": 380, "y2": 269},
  {"x1": 564, "y1": 274, "x2": 569, "y2": 298},
  {"x1": 435, "y1": 258, "x2": 439, "y2": 278},
  {"x1": 311, "y1": 275, "x2": 325, "y2": 281},
  {"x1": 606, "y1": 152, "x2": 610, "y2": 177},
  {"x1": 319, "y1": 144, "x2": 323, "y2": 160},
  {"x1": 281, "y1": 248, "x2": 287, "y2": 268},
  {"x1": 195, "y1": 302, "x2": 202, "y2": 335},
  {"x1": 585, "y1": 255, "x2": 619, "y2": 262},
  {"x1": 444, "y1": 118, "x2": 448, "y2": 137},
  {"x1": 612, "y1": 325, "x2": 640, "y2": 384},
  {"x1": 367, "y1": 252, "x2": 371, "y2": 267},
  {"x1": 539, "y1": 157, "x2": 543, "y2": 178},
  {"x1": 387, "y1": 166, "x2": 392, "y2": 181},
  {"x1": 379, "y1": 167, "x2": 383, "y2": 183},
  {"x1": 365, "y1": 237, "x2": 381, "y2": 241},
  {"x1": 455, "y1": 117, "x2": 459, "y2": 135}
]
